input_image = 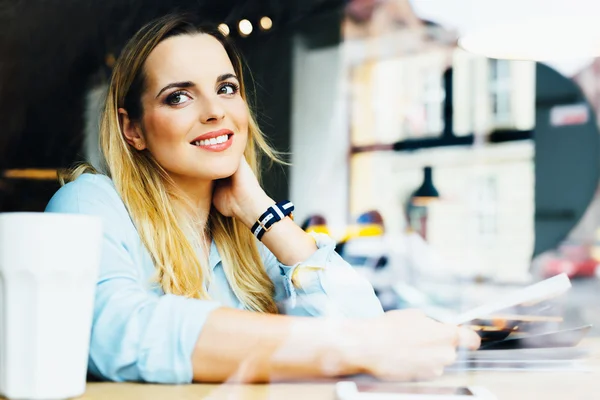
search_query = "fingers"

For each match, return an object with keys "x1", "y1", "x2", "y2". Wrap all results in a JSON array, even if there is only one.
[
  {"x1": 440, "y1": 346, "x2": 458, "y2": 365},
  {"x1": 457, "y1": 326, "x2": 482, "y2": 350},
  {"x1": 433, "y1": 322, "x2": 481, "y2": 350},
  {"x1": 370, "y1": 311, "x2": 480, "y2": 382},
  {"x1": 374, "y1": 346, "x2": 457, "y2": 382},
  {"x1": 386, "y1": 310, "x2": 477, "y2": 349}
]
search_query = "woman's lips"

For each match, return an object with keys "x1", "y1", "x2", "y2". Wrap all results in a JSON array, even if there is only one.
[{"x1": 190, "y1": 133, "x2": 233, "y2": 152}]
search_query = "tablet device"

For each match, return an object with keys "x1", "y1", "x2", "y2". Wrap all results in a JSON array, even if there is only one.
[{"x1": 335, "y1": 381, "x2": 496, "y2": 400}]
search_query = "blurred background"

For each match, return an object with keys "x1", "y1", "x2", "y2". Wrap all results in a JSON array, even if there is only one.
[{"x1": 1, "y1": 0, "x2": 599, "y2": 334}]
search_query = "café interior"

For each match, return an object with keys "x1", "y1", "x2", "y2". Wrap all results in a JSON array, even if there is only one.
[{"x1": 0, "y1": 0, "x2": 599, "y2": 398}]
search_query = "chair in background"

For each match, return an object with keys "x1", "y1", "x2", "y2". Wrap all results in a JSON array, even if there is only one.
[{"x1": 300, "y1": 214, "x2": 331, "y2": 235}]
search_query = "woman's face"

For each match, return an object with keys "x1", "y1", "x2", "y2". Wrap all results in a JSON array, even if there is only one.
[{"x1": 132, "y1": 33, "x2": 249, "y2": 183}]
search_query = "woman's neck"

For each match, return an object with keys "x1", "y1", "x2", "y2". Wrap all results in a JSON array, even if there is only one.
[{"x1": 169, "y1": 174, "x2": 214, "y2": 229}]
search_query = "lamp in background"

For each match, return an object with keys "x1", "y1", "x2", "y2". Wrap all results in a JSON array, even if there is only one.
[
  {"x1": 411, "y1": 166, "x2": 439, "y2": 206},
  {"x1": 406, "y1": 167, "x2": 438, "y2": 240},
  {"x1": 458, "y1": 15, "x2": 600, "y2": 61},
  {"x1": 411, "y1": 0, "x2": 600, "y2": 72}
]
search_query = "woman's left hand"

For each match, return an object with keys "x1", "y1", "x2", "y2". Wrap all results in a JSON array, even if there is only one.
[{"x1": 212, "y1": 157, "x2": 274, "y2": 228}]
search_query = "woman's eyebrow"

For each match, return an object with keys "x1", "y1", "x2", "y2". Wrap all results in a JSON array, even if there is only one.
[
  {"x1": 155, "y1": 81, "x2": 195, "y2": 98},
  {"x1": 217, "y1": 73, "x2": 238, "y2": 82}
]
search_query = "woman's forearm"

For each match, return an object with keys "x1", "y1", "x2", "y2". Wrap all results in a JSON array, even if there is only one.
[
  {"x1": 259, "y1": 216, "x2": 317, "y2": 265},
  {"x1": 191, "y1": 307, "x2": 363, "y2": 382}
]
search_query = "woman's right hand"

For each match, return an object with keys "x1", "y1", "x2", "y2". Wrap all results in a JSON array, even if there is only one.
[{"x1": 348, "y1": 309, "x2": 481, "y2": 381}]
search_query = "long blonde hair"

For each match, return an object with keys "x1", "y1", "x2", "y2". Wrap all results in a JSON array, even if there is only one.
[{"x1": 64, "y1": 14, "x2": 281, "y2": 313}]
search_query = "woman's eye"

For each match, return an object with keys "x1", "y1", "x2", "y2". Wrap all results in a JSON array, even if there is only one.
[
  {"x1": 218, "y1": 83, "x2": 239, "y2": 96},
  {"x1": 166, "y1": 91, "x2": 192, "y2": 105}
]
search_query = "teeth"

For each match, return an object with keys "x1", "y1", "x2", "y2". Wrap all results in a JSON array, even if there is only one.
[{"x1": 192, "y1": 134, "x2": 229, "y2": 147}]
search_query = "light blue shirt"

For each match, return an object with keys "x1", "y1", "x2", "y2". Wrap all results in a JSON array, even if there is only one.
[{"x1": 45, "y1": 173, "x2": 383, "y2": 383}]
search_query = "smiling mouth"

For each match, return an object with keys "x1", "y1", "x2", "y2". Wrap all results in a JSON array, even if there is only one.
[{"x1": 191, "y1": 133, "x2": 233, "y2": 147}]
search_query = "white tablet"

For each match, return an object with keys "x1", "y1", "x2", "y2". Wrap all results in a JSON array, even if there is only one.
[{"x1": 335, "y1": 381, "x2": 496, "y2": 400}]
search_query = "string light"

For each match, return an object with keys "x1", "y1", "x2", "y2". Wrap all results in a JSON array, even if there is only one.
[
  {"x1": 218, "y1": 23, "x2": 230, "y2": 36},
  {"x1": 238, "y1": 19, "x2": 253, "y2": 36},
  {"x1": 260, "y1": 16, "x2": 273, "y2": 31}
]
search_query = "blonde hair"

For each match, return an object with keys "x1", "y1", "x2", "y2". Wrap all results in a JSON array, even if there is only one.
[{"x1": 63, "y1": 14, "x2": 281, "y2": 313}]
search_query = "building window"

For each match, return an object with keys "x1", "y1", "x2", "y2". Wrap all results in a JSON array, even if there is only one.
[
  {"x1": 422, "y1": 68, "x2": 445, "y2": 135},
  {"x1": 472, "y1": 176, "x2": 498, "y2": 243},
  {"x1": 489, "y1": 59, "x2": 512, "y2": 127}
]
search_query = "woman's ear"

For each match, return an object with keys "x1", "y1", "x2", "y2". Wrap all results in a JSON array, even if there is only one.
[{"x1": 118, "y1": 108, "x2": 146, "y2": 150}]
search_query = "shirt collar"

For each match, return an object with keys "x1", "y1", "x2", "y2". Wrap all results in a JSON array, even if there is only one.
[{"x1": 208, "y1": 240, "x2": 222, "y2": 271}]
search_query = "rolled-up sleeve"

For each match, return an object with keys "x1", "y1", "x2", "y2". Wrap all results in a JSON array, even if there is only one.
[
  {"x1": 262, "y1": 232, "x2": 383, "y2": 318},
  {"x1": 45, "y1": 177, "x2": 221, "y2": 383}
]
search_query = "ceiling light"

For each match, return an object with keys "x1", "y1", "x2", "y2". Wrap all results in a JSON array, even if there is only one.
[
  {"x1": 260, "y1": 16, "x2": 273, "y2": 31},
  {"x1": 238, "y1": 19, "x2": 253, "y2": 37},
  {"x1": 218, "y1": 23, "x2": 230, "y2": 36}
]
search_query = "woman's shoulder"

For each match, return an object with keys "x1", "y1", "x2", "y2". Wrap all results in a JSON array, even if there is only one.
[{"x1": 45, "y1": 173, "x2": 123, "y2": 216}]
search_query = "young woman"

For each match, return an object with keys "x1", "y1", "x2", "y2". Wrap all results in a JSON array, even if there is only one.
[{"x1": 45, "y1": 14, "x2": 479, "y2": 384}]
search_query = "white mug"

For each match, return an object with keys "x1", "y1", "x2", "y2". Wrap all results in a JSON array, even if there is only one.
[{"x1": 0, "y1": 213, "x2": 102, "y2": 400}]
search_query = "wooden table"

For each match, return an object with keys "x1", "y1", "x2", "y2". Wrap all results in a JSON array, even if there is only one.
[{"x1": 80, "y1": 339, "x2": 600, "y2": 400}]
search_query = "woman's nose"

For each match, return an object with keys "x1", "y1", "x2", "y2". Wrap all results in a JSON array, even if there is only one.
[{"x1": 199, "y1": 95, "x2": 225, "y2": 124}]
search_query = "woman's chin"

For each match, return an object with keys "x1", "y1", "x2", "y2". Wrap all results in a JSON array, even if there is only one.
[
  {"x1": 179, "y1": 159, "x2": 241, "y2": 181},
  {"x1": 207, "y1": 166, "x2": 238, "y2": 181}
]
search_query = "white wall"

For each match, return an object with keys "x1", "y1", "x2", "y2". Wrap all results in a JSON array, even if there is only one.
[{"x1": 290, "y1": 37, "x2": 349, "y2": 236}]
